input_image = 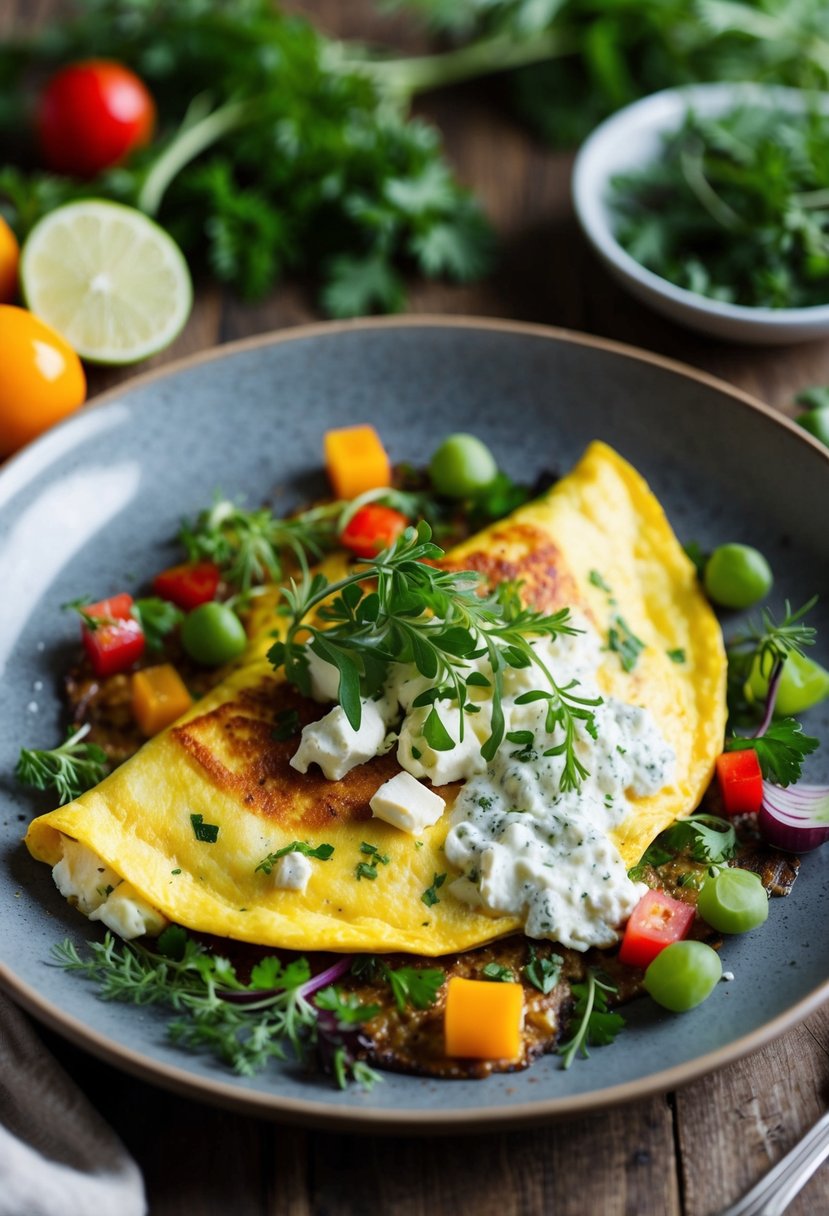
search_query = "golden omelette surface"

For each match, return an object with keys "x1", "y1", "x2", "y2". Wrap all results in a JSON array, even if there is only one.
[{"x1": 25, "y1": 442, "x2": 727, "y2": 955}]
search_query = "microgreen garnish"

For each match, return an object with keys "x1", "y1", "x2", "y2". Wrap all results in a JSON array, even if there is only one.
[
  {"x1": 130, "y1": 597, "x2": 184, "y2": 650},
  {"x1": 726, "y1": 718, "x2": 819, "y2": 788},
  {"x1": 190, "y1": 813, "x2": 220, "y2": 843},
  {"x1": 269, "y1": 522, "x2": 598, "y2": 791},
  {"x1": 557, "y1": 971, "x2": 624, "y2": 1069},
  {"x1": 16, "y1": 724, "x2": 108, "y2": 805},
  {"x1": 53, "y1": 931, "x2": 377, "y2": 1087},
  {"x1": 421, "y1": 872, "x2": 446, "y2": 907},
  {"x1": 523, "y1": 946, "x2": 563, "y2": 995},
  {"x1": 255, "y1": 841, "x2": 335, "y2": 874},
  {"x1": 629, "y1": 813, "x2": 737, "y2": 880},
  {"x1": 481, "y1": 962, "x2": 514, "y2": 982},
  {"x1": 180, "y1": 497, "x2": 342, "y2": 590}
]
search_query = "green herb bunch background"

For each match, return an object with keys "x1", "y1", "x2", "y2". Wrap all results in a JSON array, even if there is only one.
[
  {"x1": 0, "y1": 0, "x2": 492, "y2": 316},
  {"x1": 5, "y1": 0, "x2": 829, "y2": 314}
]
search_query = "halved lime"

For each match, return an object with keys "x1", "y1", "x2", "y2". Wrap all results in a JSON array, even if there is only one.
[{"x1": 20, "y1": 199, "x2": 193, "y2": 365}]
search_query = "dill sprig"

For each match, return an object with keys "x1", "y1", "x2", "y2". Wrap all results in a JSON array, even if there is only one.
[
  {"x1": 179, "y1": 497, "x2": 342, "y2": 591},
  {"x1": 16, "y1": 724, "x2": 108, "y2": 805},
  {"x1": 268, "y1": 521, "x2": 599, "y2": 786},
  {"x1": 52, "y1": 929, "x2": 381, "y2": 1088}
]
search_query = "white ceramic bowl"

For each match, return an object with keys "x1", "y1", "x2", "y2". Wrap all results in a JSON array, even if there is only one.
[{"x1": 572, "y1": 83, "x2": 829, "y2": 344}]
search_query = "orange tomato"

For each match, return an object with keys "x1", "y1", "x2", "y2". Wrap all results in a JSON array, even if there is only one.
[
  {"x1": 0, "y1": 217, "x2": 19, "y2": 303},
  {"x1": 0, "y1": 306, "x2": 86, "y2": 457}
]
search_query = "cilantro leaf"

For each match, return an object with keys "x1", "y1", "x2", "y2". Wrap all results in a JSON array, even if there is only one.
[
  {"x1": 726, "y1": 719, "x2": 819, "y2": 787},
  {"x1": 386, "y1": 966, "x2": 445, "y2": 1011},
  {"x1": 523, "y1": 946, "x2": 563, "y2": 995}
]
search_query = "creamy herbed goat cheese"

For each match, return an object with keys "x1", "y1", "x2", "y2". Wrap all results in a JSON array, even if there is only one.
[{"x1": 292, "y1": 616, "x2": 676, "y2": 950}]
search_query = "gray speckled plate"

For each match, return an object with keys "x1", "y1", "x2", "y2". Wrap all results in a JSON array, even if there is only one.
[{"x1": 2, "y1": 317, "x2": 829, "y2": 1131}]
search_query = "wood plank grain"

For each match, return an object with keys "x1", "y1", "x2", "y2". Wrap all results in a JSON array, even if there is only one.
[
  {"x1": 304, "y1": 1097, "x2": 679, "y2": 1216},
  {"x1": 676, "y1": 1010, "x2": 829, "y2": 1216}
]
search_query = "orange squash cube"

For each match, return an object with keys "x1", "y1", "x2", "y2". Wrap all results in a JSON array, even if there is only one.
[
  {"x1": 444, "y1": 976, "x2": 524, "y2": 1060},
  {"x1": 324, "y1": 424, "x2": 391, "y2": 500},
  {"x1": 131, "y1": 664, "x2": 193, "y2": 737}
]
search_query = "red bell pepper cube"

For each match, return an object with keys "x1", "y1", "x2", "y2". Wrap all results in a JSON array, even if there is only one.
[
  {"x1": 152, "y1": 561, "x2": 221, "y2": 611},
  {"x1": 80, "y1": 593, "x2": 145, "y2": 677},
  {"x1": 716, "y1": 749, "x2": 763, "y2": 816},
  {"x1": 618, "y1": 888, "x2": 696, "y2": 970}
]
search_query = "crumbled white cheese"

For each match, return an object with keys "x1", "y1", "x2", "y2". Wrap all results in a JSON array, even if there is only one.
[
  {"x1": 52, "y1": 838, "x2": 122, "y2": 915},
  {"x1": 290, "y1": 699, "x2": 389, "y2": 780},
  {"x1": 273, "y1": 852, "x2": 312, "y2": 892},
  {"x1": 721, "y1": 970, "x2": 734, "y2": 982},
  {"x1": 89, "y1": 881, "x2": 168, "y2": 940},
  {"x1": 305, "y1": 649, "x2": 341, "y2": 703},
  {"x1": 370, "y1": 771, "x2": 445, "y2": 834}
]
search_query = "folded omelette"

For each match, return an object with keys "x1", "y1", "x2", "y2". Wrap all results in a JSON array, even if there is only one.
[{"x1": 26, "y1": 442, "x2": 727, "y2": 955}]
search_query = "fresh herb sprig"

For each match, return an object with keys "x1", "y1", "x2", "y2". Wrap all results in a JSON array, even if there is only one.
[
  {"x1": 179, "y1": 498, "x2": 341, "y2": 591},
  {"x1": 53, "y1": 929, "x2": 379, "y2": 1087},
  {"x1": 726, "y1": 719, "x2": 819, "y2": 787},
  {"x1": 268, "y1": 522, "x2": 599, "y2": 789},
  {"x1": 629, "y1": 813, "x2": 737, "y2": 880},
  {"x1": 16, "y1": 724, "x2": 108, "y2": 805},
  {"x1": 610, "y1": 105, "x2": 829, "y2": 310},
  {"x1": 557, "y1": 970, "x2": 624, "y2": 1069},
  {"x1": 725, "y1": 598, "x2": 818, "y2": 724},
  {"x1": 349, "y1": 955, "x2": 445, "y2": 1012},
  {"x1": 523, "y1": 945, "x2": 563, "y2": 995}
]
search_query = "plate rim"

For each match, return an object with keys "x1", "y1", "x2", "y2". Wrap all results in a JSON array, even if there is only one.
[{"x1": 3, "y1": 313, "x2": 828, "y2": 1130}]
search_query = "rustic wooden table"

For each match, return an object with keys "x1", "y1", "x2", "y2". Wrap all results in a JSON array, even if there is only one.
[{"x1": 6, "y1": 2, "x2": 829, "y2": 1213}]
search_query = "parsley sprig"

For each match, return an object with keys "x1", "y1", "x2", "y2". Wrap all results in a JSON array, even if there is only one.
[
  {"x1": 557, "y1": 970, "x2": 624, "y2": 1069},
  {"x1": 350, "y1": 955, "x2": 445, "y2": 1012},
  {"x1": 629, "y1": 813, "x2": 737, "y2": 880},
  {"x1": 268, "y1": 522, "x2": 599, "y2": 788},
  {"x1": 53, "y1": 929, "x2": 379, "y2": 1087},
  {"x1": 16, "y1": 724, "x2": 108, "y2": 805},
  {"x1": 726, "y1": 719, "x2": 819, "y2": 787}
]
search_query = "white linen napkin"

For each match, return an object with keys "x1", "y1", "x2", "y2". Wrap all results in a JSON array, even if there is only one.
[{"x1": 0, "y1": 991, "x2": 147, "y2": 1216}]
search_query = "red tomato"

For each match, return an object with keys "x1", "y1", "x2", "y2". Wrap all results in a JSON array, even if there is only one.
[
  {"x1": 152, "y1": 561, "x2": 221, "y2": 611},
  {"x1": 37, "y1": 60, "x2": 155, "y2": 177},
  {"x1": 80, "y1": 593, "x2": 145, "y2": 677},
  {"x1": 618, "y1": 889, "x2": 695, "y2": 970},
  {"x1": 716, "y1": 749, "x2": 763, "y2": 816},
  {"x1": 340, "y1": 504, "x2": 409, "y2": 558}
]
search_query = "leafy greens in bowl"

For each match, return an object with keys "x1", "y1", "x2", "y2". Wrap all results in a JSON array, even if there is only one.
[{"x1": 572, "y1": 83, "x2": 829, "y2": 344}]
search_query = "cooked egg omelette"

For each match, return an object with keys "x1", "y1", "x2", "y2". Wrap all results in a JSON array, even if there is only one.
[{"x1": 25, "y1": 442, "x2": 726, "y2": 955}]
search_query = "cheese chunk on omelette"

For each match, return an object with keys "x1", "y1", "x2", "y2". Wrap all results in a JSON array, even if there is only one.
[{"x1": 25, "y1": 442, "x2": 726, "y2": 955}]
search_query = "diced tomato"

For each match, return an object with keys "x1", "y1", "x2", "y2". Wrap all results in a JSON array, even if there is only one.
[
  {"x1": 716, "y1": 749, "x2": 763, "y2": 816},
  {"x1": 340, "y1": 504, "x2": 409, "y2": 559},
  {"x1": 80, "y1": 593, "x2": 145, "y2": 677},
  {"x1": 152, "y1": 561, "x2": 221, "y2": 610},
  {"x1": 618, "y1": 888, "x2": 695, "y2": 970}
]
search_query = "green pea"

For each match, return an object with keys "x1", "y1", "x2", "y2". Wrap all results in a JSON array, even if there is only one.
[
  {"x1": 745, "y1": 648, "x2": 829, "y2": 716},
  {"x1": 429, "y1": 434, "x2": 498, "y2": 499},
  {"x1": 181, "y1": 602, "x2": 247, "y2": 666},
  {"x1": 644, "y1": 941, "x2": 722, "y2": 1013},
  {"x1": 797, "y1": 407, "x2": 829, "y2": 448},
  {"x1": 703, "y1": 543, "x2": 772, "y2": 610},
  {"x1": 697, "y1": 868, "x2": 769, "y2": 935}
]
